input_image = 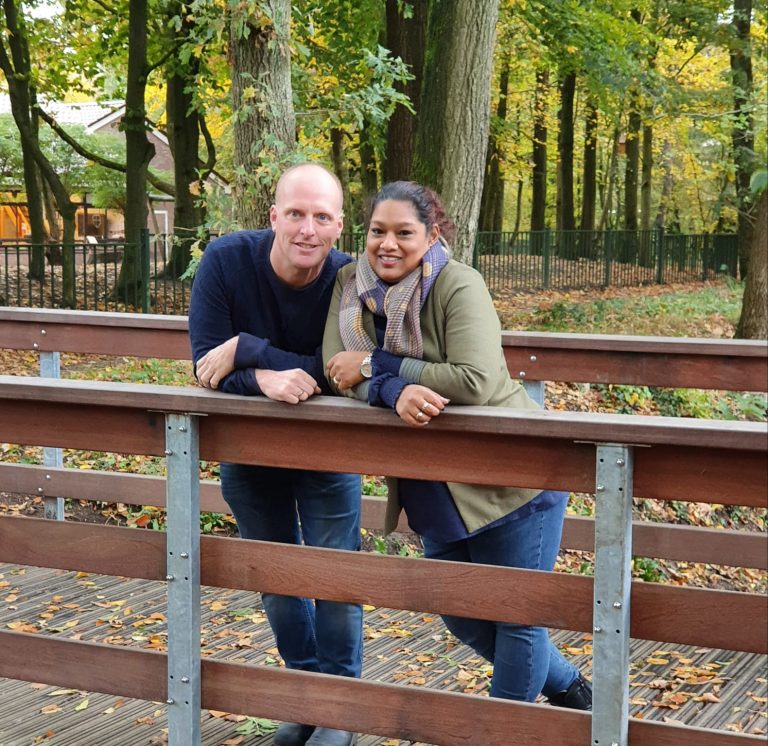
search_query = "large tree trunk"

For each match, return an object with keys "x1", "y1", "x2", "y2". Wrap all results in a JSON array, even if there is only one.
[
  {"x1": 578, "y1": 98, "x2": 598, "y2": 258},
  {"x1": 358, "y1": 119, "x2": 378, "y2": 223},
  {"x1": 654, "y1": 138, "x2": 673, "y2": 229},
  {"x1": 735, "y1": 189, "x2": 767, "y2": 338},
  {"x1": 598, "y1": 127, "x2": 621, "y2": 232},
  {"x1": 383, "y1": 0, "x2": 427, "y2": 182},
  {"x1": 530, "y1": 69, "x2": 549, "y2": 235},
  {"x1": 115, "y1": 0, "x2": 154, "y2": 308},
  {"x1": 412, "y1": 0, "x2": 498, "y2": 264},
  {"x1": 730, "y1": 0, "x2": 755, "y2": 279},
  {"x1": 229, "y1": 0, "x2": 295, "y2": 229}
]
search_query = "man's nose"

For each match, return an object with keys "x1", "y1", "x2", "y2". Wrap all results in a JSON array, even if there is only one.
[{"x1": 299, "y1": 216, "x2": 317, "y2": 235}]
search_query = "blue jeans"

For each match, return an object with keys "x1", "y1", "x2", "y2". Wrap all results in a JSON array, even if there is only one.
[
  {"x1": 220, "y1": 463, "x2": 363, "y2": 678},
  {"x1": 421, "y1": 493, "x2": 579, "y2": 701}
]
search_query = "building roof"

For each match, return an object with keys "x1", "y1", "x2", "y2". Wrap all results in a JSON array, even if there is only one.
[{"x1": 0, "y1": 95, "x2": 122, "y2": 131}]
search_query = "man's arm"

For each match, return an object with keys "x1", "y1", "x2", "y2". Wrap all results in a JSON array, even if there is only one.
[{"x1": 188, "y1": 244, "x2": 321, "y2": 400}]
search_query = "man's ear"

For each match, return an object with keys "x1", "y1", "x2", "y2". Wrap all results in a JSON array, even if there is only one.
[{"x1": 268, "y1": 205, "x2": 278, "y2": 229}]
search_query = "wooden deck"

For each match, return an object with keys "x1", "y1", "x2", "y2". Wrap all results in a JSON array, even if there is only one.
[{"x1": 1, "y1": 563, "x2": 765, "y2": 746}]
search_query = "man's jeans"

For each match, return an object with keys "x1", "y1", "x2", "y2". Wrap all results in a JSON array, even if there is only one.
[
  {"x1": 220, "y1": 463, "x2": 363, "y2": 678},
  {"x1": 421, "y1": 492, "x2": 579, "y2": 701}
]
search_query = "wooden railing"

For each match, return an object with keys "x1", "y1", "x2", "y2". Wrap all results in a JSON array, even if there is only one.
[
  {"x1": 0, "y1": 374, "x2": 766, "y2": 746},
  {"x1": 1, "y1": 306, "x2": 766, "y2": 570}
]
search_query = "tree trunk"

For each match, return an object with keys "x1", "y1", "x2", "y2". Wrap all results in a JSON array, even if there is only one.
[
  {"x1": 624, "y1": 108, "x2": 641, "y2": 231},
  {"x1": 639, "y1": 122, "x2": 653, "y2": 265},
  {"x1": 116, "y1": 0, "x2": 155, "y2": 308},
  {"x1": 654, "y1": 138, "x2": 673, "y2": 229},
  {"x1": 479, "y1": 52, "x2": 511, "y2": 243},
  {"x1": 330, "y1": 127, "x2": 353, "y2": 225},
  {"x1": 730, "y1": 0, "x2": 755, "y2": 279},
  {"x1": 359, "y1": 119, "x2": 378, "y2": 223},
  {"x1": 229, "y1": 0, "x2": 296, "y2": 229},
  {"x1": 557, "y1": 71, "x2": 576, "y2": 233},
  {"x1": 163, "y1": 13, "x2": 204, "y2": 280},
  {"x1": 530, "y1": 69, "x2": 549, "y2": 235},
  {"x1": 735, "y1": 189, "x2": 767, "y2": 338},
  {"x1": 412, "y1": 0, "x2": 498, "y2": 264},
  {"x1": 598, "y1": 127, "x2": 620, "y2": 232},
  {"x1": 0, "y1": 0, "x2": 76, "y2": 305},
  {"x1": 383, "y1": 0, "x2": 427, "y2": 182},
  {"x1": 578, "y1": 98, "x2": 598, "y2": 258}
]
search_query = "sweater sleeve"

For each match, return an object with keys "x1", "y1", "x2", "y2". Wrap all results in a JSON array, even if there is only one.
[{"x1": 188, "y1": 245, "x2": 263, "y2": 396}]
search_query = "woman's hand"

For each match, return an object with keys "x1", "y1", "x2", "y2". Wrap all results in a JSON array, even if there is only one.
[
  {"x1": 395, "y1": 384, "x2": 449, "y2": 427},
  {"x1": 327, "y1": 350, "x2": 370, "y2": 391}
]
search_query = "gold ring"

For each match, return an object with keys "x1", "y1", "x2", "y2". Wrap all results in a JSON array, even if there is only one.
[
  {"x1": 416, "y1": 411, "x2": 425, "y2": 420},
  {"x1": 421, "y1": 401, "x2": 430, "y2": 412}
]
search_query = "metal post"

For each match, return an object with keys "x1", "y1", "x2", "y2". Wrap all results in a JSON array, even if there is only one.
[
  {"x1": 655, "y1": 227, "x2": 665, "y2": 285},
  {"x1": 165, "y1": 413, "x2": 201, "y2": 746},
  {"x1": 592, "y1": 443, "x2": 633, "y2": 746},
  {"x1": 39, "y1": 350, "x2": 64, "y2": 520}
]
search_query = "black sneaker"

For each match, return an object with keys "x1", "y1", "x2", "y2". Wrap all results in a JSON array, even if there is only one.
[
  {"x1": 548, "y1": 674, "x2": 592, "y2": 711},
  {"x1": 274, "y1": 722, "x2": 316, "y2": 746}
]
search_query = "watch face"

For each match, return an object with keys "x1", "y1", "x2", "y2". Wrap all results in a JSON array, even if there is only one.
[{"x1": 361, "y1": 355, "x2": 373, "y2": 378}]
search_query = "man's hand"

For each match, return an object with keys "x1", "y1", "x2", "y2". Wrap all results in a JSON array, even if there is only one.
[
  {"x1": 196, "y1": 336, "x2": 238, "y2": 389},
  {"x1": 327, "y1": 350, "x2": 369, "y2": 391},
  {"x1": 395, "y1": 384, "x2": 449, "y2": 427},
  {"x1": 255, "y1": 368, "x2": 321, "y2": 403}
]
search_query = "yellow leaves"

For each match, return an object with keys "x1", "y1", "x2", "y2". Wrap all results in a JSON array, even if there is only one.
[
  {"x1": 647, "y1": 657, "x2": 670, "y2": 665},
  {"x1": 209, "y1": 600, "x2": 228, "y2": 612},
  {"x1": 7, "y1": 620, "x2": 39, "y2": 633},
  {"x1": 74, "y1": 698, "x2": 89, "y2": 711},
  {"x1": 40, "y1": 704, "x2": 62, "y2": 715}
]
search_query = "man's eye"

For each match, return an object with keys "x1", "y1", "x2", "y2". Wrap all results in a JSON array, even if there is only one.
[
  {"x1": 316, "y1": 214, "x2": 331, "y2": 223},
  {"x1": 287, "y1": 210, "x2": 301, "y2": 218}
]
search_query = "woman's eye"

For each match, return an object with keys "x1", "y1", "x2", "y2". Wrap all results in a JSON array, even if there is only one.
[{"x1": 370, "y1": 228, "x2": 382, "y2": 235}]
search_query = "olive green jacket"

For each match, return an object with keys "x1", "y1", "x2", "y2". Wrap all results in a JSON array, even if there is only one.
[{"x1": 323, "y1": 260, "x2": 541, "y2": 534}]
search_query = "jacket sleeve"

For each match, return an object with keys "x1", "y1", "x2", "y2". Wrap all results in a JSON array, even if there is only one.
[{"x1": 407, "y1": 267, "x2": 509, "y2": 405}]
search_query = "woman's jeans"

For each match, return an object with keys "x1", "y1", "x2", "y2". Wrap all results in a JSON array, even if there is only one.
[
  {"x1": 421, "y1": 493, "x2": 579, "y2": 701},
  {"x1": 220, "y1": 463, "x2": 363, "y2": 678}
]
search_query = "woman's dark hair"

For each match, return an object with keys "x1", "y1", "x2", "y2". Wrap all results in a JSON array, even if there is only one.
[{"x1": 367, "y1": 181, "x2": 457, "y2": 244}]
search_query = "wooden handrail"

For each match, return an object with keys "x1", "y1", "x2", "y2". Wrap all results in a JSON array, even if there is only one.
[{"x1": 2, "y1": 306, "x2": 765, "y2": 390}]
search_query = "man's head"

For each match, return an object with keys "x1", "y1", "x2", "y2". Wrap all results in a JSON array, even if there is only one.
[{"x1": 269, "y1": 163, "x2": 344, "y2": 287}]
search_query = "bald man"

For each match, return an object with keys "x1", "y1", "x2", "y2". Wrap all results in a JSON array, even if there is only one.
[{"x1": 189, "y1": 163, "x2": 361, "y2": 746}]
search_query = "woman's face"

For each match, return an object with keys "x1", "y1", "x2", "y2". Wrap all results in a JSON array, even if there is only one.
[{"x1": 366, "y1": 199, "x2": 439, "y2": 284}]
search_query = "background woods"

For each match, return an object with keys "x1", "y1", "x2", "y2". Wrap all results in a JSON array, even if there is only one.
[{"x1": 0, "y1": 0, "x2": 765, "y2": 332}]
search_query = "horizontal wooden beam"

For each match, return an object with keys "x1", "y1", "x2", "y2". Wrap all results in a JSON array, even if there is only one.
[
  {"x1": 4, "y1": 518, "x2": 763, "y2": 653},
  {"x1": 3, "y1": 464, "x2": 765, "y2": 568},
  {"x1": 0, "y1": 631, "x2": 761, "y2": 746},
  {"x1": 2, "y1": 308, "x2": 765, "y2": 391}
]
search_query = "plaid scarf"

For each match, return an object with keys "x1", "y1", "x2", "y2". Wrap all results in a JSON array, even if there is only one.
[{"x1": 339, "y1": 239, "x2": 450, "y2": 357}]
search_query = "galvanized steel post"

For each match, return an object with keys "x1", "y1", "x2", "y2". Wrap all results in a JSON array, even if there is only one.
[
  {"x1": 591, "y1": 444, "x2": 633, "y2": 746},
  {"x1": 39, "y1": 349, "x2": 64, "y2": 520},
  {"x1": 165, "y1": 413, "x2": 201, "y2": 746}
]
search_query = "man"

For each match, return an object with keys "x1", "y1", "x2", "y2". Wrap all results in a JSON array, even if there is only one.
[{"x1": 188, "y1": 163, "x2": 361, "y2": 746}]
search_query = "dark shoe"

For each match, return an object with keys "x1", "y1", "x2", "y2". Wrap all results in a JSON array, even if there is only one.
[
  {"x1": 274, "y1": 722, "x2": 316, "y2": 746},
  {"x1": 305, "y1": 727, "x2": 357, "y2": 746},
  {"x1": 548, "y1": 674, "x2": 592, "y2": 711}
]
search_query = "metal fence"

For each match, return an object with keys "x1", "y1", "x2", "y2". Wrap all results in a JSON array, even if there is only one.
[{"x1": 0, "y1": 229, "x2": 738, "y2": 315}]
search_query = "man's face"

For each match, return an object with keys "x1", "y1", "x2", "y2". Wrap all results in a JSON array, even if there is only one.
[{"x1": 269, "y1": 166, "x2": 344, "y2": 287}]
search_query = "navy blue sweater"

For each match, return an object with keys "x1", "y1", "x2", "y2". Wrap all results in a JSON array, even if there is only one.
[{"x1": 188, "y1": 229, "x2": 353, "y2": 396}]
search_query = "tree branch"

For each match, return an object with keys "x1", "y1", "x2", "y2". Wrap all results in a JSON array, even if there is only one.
[
  {"x1": 199, "y1": 112, "x2": 216, "y2": 180},
  {"x1": 37, "y1": 107, "x2": 176, "y2": 197}
]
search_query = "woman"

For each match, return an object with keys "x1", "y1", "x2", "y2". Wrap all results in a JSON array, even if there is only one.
[{"x1": 323, "y1": 181, "x2": 591, "y2": 708}]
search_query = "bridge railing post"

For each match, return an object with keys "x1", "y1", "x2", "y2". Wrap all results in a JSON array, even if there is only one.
[
  {"x1": 591, "y1": 443, "x2": 634, "y2": 746},
  {"x1": 164, "y1": 412, "x2": 201, "y2": 746}
]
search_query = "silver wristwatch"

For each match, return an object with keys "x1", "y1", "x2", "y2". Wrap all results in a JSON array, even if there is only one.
[{"x1": 360, "y1": 353, "x2": 373, "y2": 379}]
